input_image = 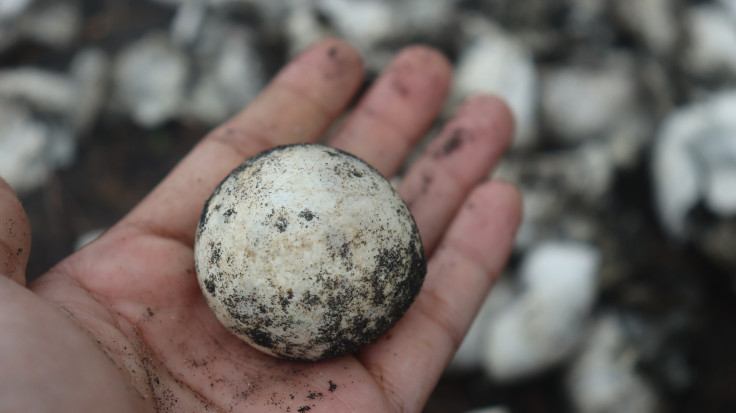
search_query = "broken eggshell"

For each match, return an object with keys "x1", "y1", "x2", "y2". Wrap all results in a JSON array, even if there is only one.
[{"x1": 194, "y1": 143, "x2": 426, "y2": 361}]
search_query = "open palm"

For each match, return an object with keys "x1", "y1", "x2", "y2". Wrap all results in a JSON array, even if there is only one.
[{"x1": 0, "y1": 40, "x2": 521, "y2": 412}]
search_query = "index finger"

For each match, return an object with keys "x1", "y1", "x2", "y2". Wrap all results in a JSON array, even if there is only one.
[{"x1": 118, "y1": 39, "x2": 364, "y2": 246}]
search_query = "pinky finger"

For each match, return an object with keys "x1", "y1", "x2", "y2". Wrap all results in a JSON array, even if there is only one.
[
  {"x1": 358, "y1": 180, "x2": 522, "y2": 413},
  {"x1": 0, "y1": 178, "x2": 31, "y2": 286}
]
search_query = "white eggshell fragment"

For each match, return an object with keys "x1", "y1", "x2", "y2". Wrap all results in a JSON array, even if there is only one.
[{"x1": 194, "y1": 144, "x2": 426, "y2": 361}]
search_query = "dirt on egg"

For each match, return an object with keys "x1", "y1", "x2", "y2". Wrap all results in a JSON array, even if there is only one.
[{"x1": 194, "y1": 143, "x2": 426, "y2": 361}]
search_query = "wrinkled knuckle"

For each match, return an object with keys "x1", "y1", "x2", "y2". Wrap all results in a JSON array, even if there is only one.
[
  {"x1": 206, "y1": 126, "x2": 275, "y2": 161},
  {"x1": 415, "y1": 287, "x2": 464, "y2": 350}
]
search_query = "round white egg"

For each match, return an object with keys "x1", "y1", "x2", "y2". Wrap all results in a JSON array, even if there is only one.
[{"x1": 194, "y1": 143, "x2": 426, "y2": 361}]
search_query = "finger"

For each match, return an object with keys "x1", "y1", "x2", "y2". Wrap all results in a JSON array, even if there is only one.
[
  {"x1": 120, "y1": 39, "x2": 364, "y2": 245},
  {"x1": 0, "y1": 178, "x2": 31, "y2": 286},
  {"x1": 358, "y1": 181, "x2": 522, "y2": 413},
  {"x1": 328, "y1": 46, "x2": 451, "y2": 177},
  {"x1": 399, "y1": 95, "x2": 514, "y2": 254}
]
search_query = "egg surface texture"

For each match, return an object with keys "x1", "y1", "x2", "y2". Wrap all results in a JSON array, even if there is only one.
[{"x1": 194, "y1": 143, "x2": 426, "y2": 361}]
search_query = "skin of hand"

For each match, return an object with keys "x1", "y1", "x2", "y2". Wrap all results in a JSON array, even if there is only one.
[{"x1": 0, "y1": 39, "x2": 521, "y2": 412}]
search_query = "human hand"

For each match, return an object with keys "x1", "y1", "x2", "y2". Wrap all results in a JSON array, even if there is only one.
[{"x1": 0, "y1": 39, "x2": 521, "y2": 412}]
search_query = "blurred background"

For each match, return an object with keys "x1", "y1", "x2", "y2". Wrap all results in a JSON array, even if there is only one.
[{"x1": 1, "y1": 0, "x2": 735, "y2": 412}]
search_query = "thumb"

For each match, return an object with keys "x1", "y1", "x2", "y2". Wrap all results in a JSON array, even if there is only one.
[{"x1": 0, "y1": 177, "x2": 31, "y2": 286}]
